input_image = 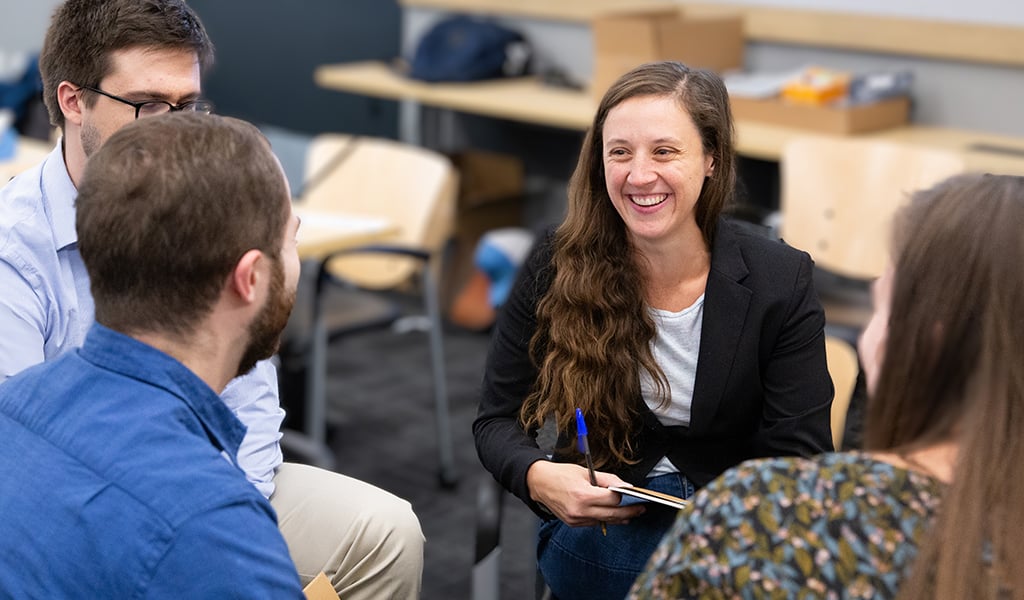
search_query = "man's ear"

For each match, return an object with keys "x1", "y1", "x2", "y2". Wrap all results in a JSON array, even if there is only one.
[
  {"x1": 57, "y1": 81, "x2": 86, "y2": 127},
  {"x1": 230, "y1": 249, "x2": 265, "y2": 305}
]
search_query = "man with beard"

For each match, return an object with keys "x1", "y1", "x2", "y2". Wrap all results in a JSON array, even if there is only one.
[
  {"x1": 0, "y1": 113, "x2": 304, "y2": 596},
  {"x1": 0, "y1": 1, "x2": 423, "y2": 597}
]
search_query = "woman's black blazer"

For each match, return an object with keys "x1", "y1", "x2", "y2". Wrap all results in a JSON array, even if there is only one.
[{"x1": 473, "y1": 218, "x2": 835, "y2": 518}]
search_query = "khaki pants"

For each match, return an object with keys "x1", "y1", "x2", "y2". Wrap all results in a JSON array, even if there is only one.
[{"x1": 270, "y1": 462, "x2": 424, "y2": 599}]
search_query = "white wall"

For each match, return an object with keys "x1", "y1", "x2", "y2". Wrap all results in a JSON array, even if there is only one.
[
  {"x1": 696, "y1": 0, "x2": 1024, "y2": 27},
  {"x1": 403, "y1": 3, "x2": 1024, "y2": 137},
  {"x1": 0, "y1": 0, "x2": 62, "y2": 53}
]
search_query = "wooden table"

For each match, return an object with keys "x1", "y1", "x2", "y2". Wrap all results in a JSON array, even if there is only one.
[
  {"x1": 0, "y1": 136, "x2": 52, "y2": 183},
  {"x1": 295, "y1": 207, "x2": 397, "y2": 259},
  {"x1": 315, "y1": 61, "x2": 1024, "y2": 175},
  {"x1": 315, "y1": 60, "x2": 592, "y2": 131}
]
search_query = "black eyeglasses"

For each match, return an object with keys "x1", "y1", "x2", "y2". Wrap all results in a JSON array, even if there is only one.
[{"x1": 77, "y1": 85, "x2": 214, "y2": 119}]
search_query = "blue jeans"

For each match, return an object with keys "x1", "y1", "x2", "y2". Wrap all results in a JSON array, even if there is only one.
[{"x1": 537, "y1": 473, "x2": 695, "y2": 600}]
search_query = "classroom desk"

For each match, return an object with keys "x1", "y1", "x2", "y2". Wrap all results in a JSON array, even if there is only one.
[
  {"x1": 295, "y1": 208, "x2": 397, "y2": 260},
  {"x1": 292, "y1": 208, "x2": 398, "y2": 467},
  {"x1": 315, "y1": 60, "x2": 591, "y2": 130},
  {"x1": 1, "y1": 140, "x2": 399, "y2": 254},
  {"x1": 315, "y1": 61, "x2": 1024, "y2": 176}
]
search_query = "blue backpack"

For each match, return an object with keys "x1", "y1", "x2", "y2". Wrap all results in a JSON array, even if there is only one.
[{"x1": 409, "y1": 15, "x2": 530, "y2": 82}]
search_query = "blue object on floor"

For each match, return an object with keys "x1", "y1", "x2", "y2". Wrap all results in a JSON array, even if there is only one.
[{"x1": 473, "y1": 227, "x2": 535, "y2": 308}]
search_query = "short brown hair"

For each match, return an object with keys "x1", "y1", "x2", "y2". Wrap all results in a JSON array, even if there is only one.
[
  {"x1": 39, "y1": 0, "x2": 214, "y2": 129},
  {"x1": 76, "y1": 113, "x2": 289, "y2": 337}
]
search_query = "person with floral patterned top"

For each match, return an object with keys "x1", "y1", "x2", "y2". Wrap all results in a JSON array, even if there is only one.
[
  {"x1": 630, "y1": 173, "x2": 1024, "y2": 600},
  {"x1": 629, "y1": 453, "x2": 943, "y2": 598}
]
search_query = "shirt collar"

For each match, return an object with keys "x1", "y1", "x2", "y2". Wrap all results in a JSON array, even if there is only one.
[
  {"x1": 78, "y1": 323, "x2": 248, "y2": 459},
  {"x1": 40, "y1": 138, "x2": 79, "y2": 251}
]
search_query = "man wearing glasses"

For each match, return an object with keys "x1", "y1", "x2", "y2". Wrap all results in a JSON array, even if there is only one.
[
  {"x1": 0, "y1": 1, "x2": 423, "y2": 598},
  {"x1": 72, "y1": 85, "x2": 214, "y2": 121}
]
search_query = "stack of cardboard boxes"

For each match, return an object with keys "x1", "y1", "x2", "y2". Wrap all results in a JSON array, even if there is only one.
[
  {"x1": 590, "y1": 6, "x2": 910, "y2": 134},
  {"x1": 590, "y1": 7, "x2": 745, "y2": 100}
]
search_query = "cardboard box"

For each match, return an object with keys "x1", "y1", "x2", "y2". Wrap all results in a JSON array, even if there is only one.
[
  {"x1": 451, "y1": 150, "x2": 524, "y2": 210},
  {"x1": 443, "y1": 151, "x2": 525, "y2": 308},
  {"x1": 729, "y1": 95, "x2": 910, "y2": 135},
  {"x1": 591, "y1": 8, "x2": 745, "y2": 99}
]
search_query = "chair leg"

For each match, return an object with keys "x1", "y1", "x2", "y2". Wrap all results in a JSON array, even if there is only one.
[
  {"x1": 280, "y1": 428, "x2": 336, "y2": 470},
  {"x1": 423, "y1": 266, "x2": 459, "y2": 488},
  {"x1": 283, "y1": 258, "x2": 334, "y2": 471},
  {"x1": 473, "y1": 477, "x2": 504, "y2": 600},
  {"x1": 306, "y1": 288, "x2": 329, "y2": 448},
  {"x1": 536, "y1": 569, "x2": 554, "y2": 600}
]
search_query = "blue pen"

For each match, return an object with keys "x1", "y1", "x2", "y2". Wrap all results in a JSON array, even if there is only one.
[{"x1": 575, "y1": 408, "x2": 607, "y2": 536}]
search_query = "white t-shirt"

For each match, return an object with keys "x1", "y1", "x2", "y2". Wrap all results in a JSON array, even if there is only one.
[{"x1": 641, "y1": 294, "x2": 704, "y2": 477}]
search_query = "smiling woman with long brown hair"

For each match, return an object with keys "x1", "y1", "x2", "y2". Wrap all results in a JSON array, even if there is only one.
[
  {"x1": 631, "y1": 172, "x2": 1024, "y2": 599},
  {"x1": 473, "y1": 60, "x2": 834, "y2": 600}
]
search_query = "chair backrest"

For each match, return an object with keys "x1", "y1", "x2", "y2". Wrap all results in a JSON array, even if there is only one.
[
  {"x1": 780, "y1": 136, "x2": 966, "y2": 280},
  {"x1": 299, "y1": 134, "x2": 458, "y2": 289},
  {"x1": 825, "y1": 334, "x2": 860, "y2": 450}
]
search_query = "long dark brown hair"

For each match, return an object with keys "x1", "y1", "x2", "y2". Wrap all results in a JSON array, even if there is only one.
[
  {"x1": 865, "y1": 173, "x2": 1024, "y2": 599},
  {"x1": 520, "y1": 61, "x2": 736, "y2": 468}
]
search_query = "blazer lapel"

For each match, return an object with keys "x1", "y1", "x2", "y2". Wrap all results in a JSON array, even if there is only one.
[{"x1": 689, "y1": 220, "x2": 752, "y2": 432}]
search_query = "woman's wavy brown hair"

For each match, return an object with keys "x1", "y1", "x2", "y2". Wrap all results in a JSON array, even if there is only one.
[
  {"x1": 519, "y1": 61, "x2": 736, "y2": 468},
  {"x1": 863, "y1": 174, "x2": 1024, "y2": 600}
]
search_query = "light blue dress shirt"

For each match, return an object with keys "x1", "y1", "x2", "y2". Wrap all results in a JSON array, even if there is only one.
[
  {"x1": 0, "y1": 141, "x2": 285, "y2": 496},
  {"x1": 0, "y1": 324, "x2": 303, "y2": 597}
]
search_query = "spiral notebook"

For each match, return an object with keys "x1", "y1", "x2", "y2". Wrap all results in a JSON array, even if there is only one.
[{"x1": 608, "y1": 485, "x2": 688, "y2": 510}]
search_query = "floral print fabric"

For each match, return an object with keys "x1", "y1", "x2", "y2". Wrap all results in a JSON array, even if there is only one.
[{"x1": 629, "y1": 452, "x2": 944, "y2": 599}]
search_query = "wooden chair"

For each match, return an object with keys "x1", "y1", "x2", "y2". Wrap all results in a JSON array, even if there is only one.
[
  {"x1": 825, "y1": 334, "x2": 860, "y2": 450},
  {"x1": 288, "y1": 133, "x2": 460, "y2": 487},
  {"x1": 779, "y1": 136, "x2": 966, "y2": 338},
  {"x1": 300, "y1": 134, "x2": 457, "y2": 290}
]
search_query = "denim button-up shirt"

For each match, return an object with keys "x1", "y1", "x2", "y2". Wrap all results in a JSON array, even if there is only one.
[{"x1": 0, "y1": 324, "x2": 302, "y2": 596}]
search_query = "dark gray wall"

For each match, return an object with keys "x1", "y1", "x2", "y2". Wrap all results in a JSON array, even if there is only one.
[{"x1": 190, "y1": 0, "x2": 401, "y2": 138}]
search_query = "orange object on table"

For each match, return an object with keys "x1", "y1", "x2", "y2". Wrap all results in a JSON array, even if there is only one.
[{"x1": 781, "y1": 67, "x2": 851, "y2": 105}]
